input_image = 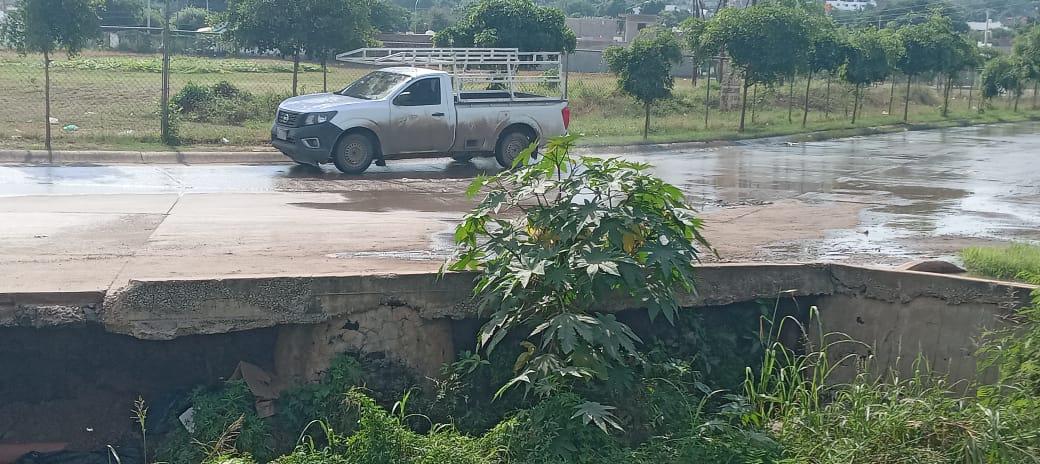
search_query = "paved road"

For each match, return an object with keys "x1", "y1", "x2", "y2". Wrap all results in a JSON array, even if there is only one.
[{"x1": 2, "y1": 122, "x2": 1038, "y2": 293}]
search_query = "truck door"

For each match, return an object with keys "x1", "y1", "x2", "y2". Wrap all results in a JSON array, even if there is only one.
[{"x1": 388, "y1": 77, "x2": 454, "y2": 154}]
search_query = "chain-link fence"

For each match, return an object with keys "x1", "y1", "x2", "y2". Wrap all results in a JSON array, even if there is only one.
[
  {"x1": 0, "y1": 27, "x2": 373, "y2": 149},
  {"x1": 0, "y1": 31, "x2": 1030, "y2": 151}
]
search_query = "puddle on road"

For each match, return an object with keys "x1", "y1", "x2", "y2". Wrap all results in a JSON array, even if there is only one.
[{"x1": 291, "y1": 190, "x2": 476, "y2": 213}]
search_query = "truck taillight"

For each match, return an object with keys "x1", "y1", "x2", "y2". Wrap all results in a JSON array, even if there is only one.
[{"x1": 562, "y1": 106, "x2": 571, "y2": 130}]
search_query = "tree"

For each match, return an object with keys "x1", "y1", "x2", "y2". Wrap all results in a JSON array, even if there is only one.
[
  {"x1": 841, "y1": 28, "x2": 892, "y2": 124},
  {"x1": 368, "y1": 0, "x2": 410, "y2": 33},
  {"x1": 0, "y1": 0, "x2": 100, "y2": 151},
  {"x1": 802, "y1": 17, "x2": 844, "y2": 126},
  {"x1": 448, "y1": 135, "x2": 712, "y2": 411},
  {"x1": 224, "y1": 0, "x2": 372, "y2": 96},
  {"x1": 598, "y1": 0, "x2": 628, "y2": 17},
  {"x1": 307, "y1": 0, "x2": 373, "y2": 92},
  {"x1": 604, "y1": 27, "x2": 682, "y2": 140},
  {"x1": 100, "y1": 0, "x2": 146, "y2": 26},
  {"x1": 680, "y1": 16, "x2": 712, "y2": 128},
  {"x1": 938, "y1": 33, "x2": 978, "y2": 117},
  {"x1": 561, "y1": 0, "x2": 597, "y2": 17},
  {"x1": 981, "y1": 54, "x2": 1028, "y2": 111},
  {"x1": 433, "y1": 0, "x2": 577, "y2": 52},
  {"x1": 173, "y1": 6, "x2": 209, "y2": 31},
  {"x1": 896, "y1": 14, "x2": 952, "y2": 122},
  {"x1": 1012, "y1": 25, "x2": 1040, "y2": 109},
  {"x1": 703, "y1": 3, "x2": 812, "y2": 131},
  {"x1": 802, "y1": 16, "x2": 848, "y2": 127},
  {"x1": 639, "y1": 0, "x2": 665, "y2": 15}
]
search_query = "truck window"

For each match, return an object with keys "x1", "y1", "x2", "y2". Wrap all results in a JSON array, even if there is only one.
[
  {"x1": 337, "y1": 71, "x2": 410, "y2": 100},
  {"x1": 394, "y1": 78, "x2": 441, "y2": 106}
]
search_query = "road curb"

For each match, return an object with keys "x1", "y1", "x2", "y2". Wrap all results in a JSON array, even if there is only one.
[{"x1": 0, "y1": 149, "x2": 289, "y2": 165}]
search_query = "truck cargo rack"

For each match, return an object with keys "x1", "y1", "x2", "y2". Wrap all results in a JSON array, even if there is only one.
[{"x1": 335, "y1": 47, "x2": 565, "y2": 102}]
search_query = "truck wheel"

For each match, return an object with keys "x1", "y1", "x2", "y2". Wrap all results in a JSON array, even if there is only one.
[
  {"x1": 332, "y1": 133, "x2": 375, "y2": 174},
  {"x1": 451, "y1": 154, "x2": 474, "y2": 162},
  {"x1": 495, "y1": 130, "x2": 533, "y2": 168}
]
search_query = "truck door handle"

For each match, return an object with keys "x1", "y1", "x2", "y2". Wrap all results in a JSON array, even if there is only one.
[{"x1": 431, "y1": 112, "x2": 445, "y2": 117}]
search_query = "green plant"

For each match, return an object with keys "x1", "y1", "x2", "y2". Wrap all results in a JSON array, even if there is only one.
[
  {"x1": 155, "y1": 380, "x2": 275, "y2": 464},
  {"x1": 447, "y1": 135, "x2": 712, "y2": 416},
  {"x1": 174, "y1": 6, "x2": 210, "y2": 31},
  {"x1": 278, "y1": 355, "x2": 365, "y2": 441},
  {"x1": 172, "y1": 81, "x2": 213, "y2": 114},
  {"x1": 604, "y1": 27, "x2": 683, "y2": 139},
  {"x1": 132, "y1": 396, "x2": 149, "y2": 460}
]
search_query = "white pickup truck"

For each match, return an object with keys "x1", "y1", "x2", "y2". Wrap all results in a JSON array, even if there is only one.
[{"x1": 272, "y1": 49, "x2": 570, "y2": 174}]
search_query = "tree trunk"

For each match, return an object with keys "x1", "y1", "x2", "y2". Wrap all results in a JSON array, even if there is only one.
[
  {"x1": 903, "y1": 75, "x2": 912, "y2": 123},
  {"x1": 825, "y1": 76, "x2": 832, "y2": 118},
  {"x1": 643, "y1": 102, "x2": 650, "y2": 140},
  {"x1": 942, "y1": 74, "x2": 953, "y2": 117},
  {"x1": 852, "y1": 84, "x2": 860, "y2": 124},
  {"x1": 787, "y1": 76, "x2": 795, "y2": 123},
  {"x1": 751, "y1": 84, "x2": 758, "y2": 124},
  {"x1": 1014, "y1": 92, "x2": 1020, "y2": 112},
  {"x1": 739, "y1": 80, "x2": 750, "y2": 132},
  {"x1": 692, "y1": 63, "x2": 698, "y2": 87},
  {"x1": 802, "y1": 70, "x2": 813, "y2": 128},
  {"x1": 968, "y1": 70, "x2": 975, "y2": 111},
  {"x1": 888, "y1": 78, "x2": 896, "y2": 116},
  {"x1": 322, "y1": 54, "x2": 328, "y2": 93},
  {"x1": 1033, "y1": 81, "x2": 1038, "y2": 109},
  {"x1": 292, "y1": 51, "x2": 300, "y2": 96},
  {"x1": 704, "y1": 62, "x2": 711, "y2": 129},
  {"x1": 43, "y1": 50, "x2": 52, "y2": 153}
]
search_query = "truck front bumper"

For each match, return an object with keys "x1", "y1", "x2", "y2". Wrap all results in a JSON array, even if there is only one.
[{"x1": 270, "y1": 122, "x2": 343, "y2": 165}]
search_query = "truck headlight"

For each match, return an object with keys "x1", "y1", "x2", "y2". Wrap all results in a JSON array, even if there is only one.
[{"x1": 302, "y1": 111, "x2": 336, "y2": 125}]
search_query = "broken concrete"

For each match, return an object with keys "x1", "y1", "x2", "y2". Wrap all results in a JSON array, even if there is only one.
[{"x1": 4, "y1": 263, "x2": 1031, "y2": 386}]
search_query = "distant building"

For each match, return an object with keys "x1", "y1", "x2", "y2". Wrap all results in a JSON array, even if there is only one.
[
  {"x1": 824, "y1": 0, "x2": 875, "y2": 11},
  {"x1": 623, "y1": 14, "x2": 659, "y2": 43},
  {"x1": 966, "y1": 21, "x2": 1006, "y2": 32},
  {"x1": 566, "y1": 17, "x2": 623, "y2": 50}
]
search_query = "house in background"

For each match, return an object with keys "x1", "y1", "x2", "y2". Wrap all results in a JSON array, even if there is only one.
[
  {"x1": 824, "y1": 0, "x2": 876, "y2": 11},
  {"x1": 622, "y1": 14, "x2": 660, "y2": 42},
  {"x1": 565, "y1": 17, "x2": 623, "y2": 50}
]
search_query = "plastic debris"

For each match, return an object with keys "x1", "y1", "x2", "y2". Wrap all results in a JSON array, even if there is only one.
[
  {"x1": 48, "y1": 117, "x2": 59, "y2": 124},
  {"x1": 62, "y1": 124, "x2": 78, "y2": 132},
  {"x1": 221, "y1": 137, "x2": 230, "y2": 144}
]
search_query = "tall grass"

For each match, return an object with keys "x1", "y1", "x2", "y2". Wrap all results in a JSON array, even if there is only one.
[
  {"x1": 962, "y1": 243, "x2": 1040, "y2": 282},
  {"x1": 745, "y1": 306, "x2": 1040, "y2": 464}
]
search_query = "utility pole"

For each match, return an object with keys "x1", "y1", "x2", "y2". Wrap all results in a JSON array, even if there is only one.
[
  {"x1": 984, "y1": 10, "x2": 990, "y2": 47},
  {"x1": 147, "y1": 0, "x2": 151, "y2": 28}
]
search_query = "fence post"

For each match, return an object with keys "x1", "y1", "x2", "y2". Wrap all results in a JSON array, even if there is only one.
[
  {"x1": 160, "y1": 0, "x2": 172, "y2": 144},
  {"x1": 562, "y1": 52, "x2": 569, "y2": 100}
]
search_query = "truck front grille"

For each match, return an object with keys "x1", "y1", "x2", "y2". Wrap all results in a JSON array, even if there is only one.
[{"x1": 276, "y1": 110, "x2": 299, "y2": 127}]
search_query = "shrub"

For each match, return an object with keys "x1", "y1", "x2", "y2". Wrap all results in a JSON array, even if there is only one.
[
  {"x1": 172, "y1": 81, "x2": 213, "y2": 114},
  {"x1": 155, "y1": 380, "x2": 275, "y2": 464}
]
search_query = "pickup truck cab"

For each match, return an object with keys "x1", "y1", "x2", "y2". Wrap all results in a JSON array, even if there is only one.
[{"x1": 272, "y1": 67, "x2": 570, "y2": 173}]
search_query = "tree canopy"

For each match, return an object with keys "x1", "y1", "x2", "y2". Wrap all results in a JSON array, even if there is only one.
[
  {"x1": 433, "y1": 0, "x2": 577, "y2": 52},
  {"x1": 0, "y1": 0, "x2": 100, "y2": 56},
  {"x1": 703, "y1": 3, "x2": 812, "y2": 87},
  {"x1": 604, "y1": 26, "x2": 683, "y2": 138}
]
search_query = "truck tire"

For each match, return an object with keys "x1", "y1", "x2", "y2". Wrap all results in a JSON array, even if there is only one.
[
  {"x1": 495, "y1": 130, "x2": 533, "y2": 168},
  {"x1": 332, "y1": 133, "x2": 375, "y2": 174}
]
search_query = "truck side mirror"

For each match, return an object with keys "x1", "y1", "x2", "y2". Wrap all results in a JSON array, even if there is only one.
[{"x1": 393, "y1": 91, "x2": 413, "y2": 106}]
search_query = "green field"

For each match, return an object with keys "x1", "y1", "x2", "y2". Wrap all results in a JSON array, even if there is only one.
[{"x1": 1, "y1": 51, "x2": 1038, "y2": 150}]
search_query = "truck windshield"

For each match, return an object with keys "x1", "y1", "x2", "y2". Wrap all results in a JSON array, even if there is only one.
[{"x1": 336, "y1": 71, "x2": 411, "y2": 100}]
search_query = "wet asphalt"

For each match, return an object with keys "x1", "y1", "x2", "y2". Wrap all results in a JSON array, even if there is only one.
[{"x1": 1, "y1": 121, "x2": 1038, "y2": 266}]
